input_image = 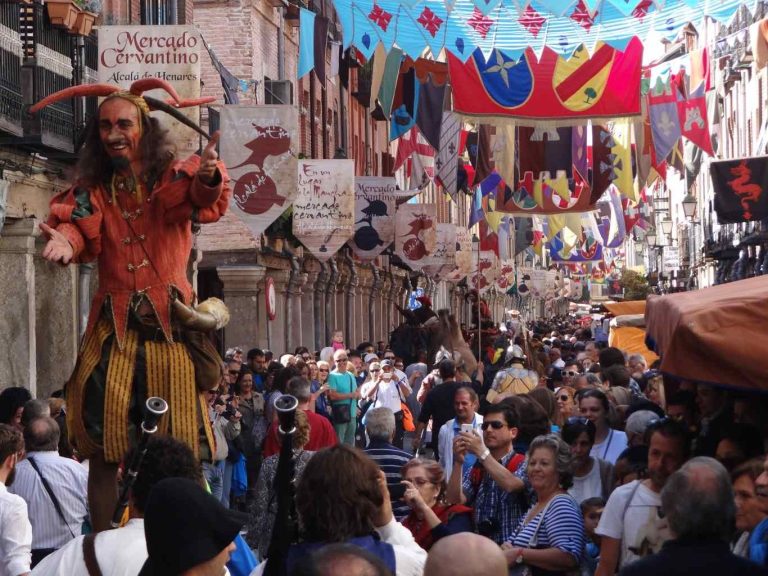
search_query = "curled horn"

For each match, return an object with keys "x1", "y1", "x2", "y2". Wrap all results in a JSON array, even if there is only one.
[
  {"x1": 168, "y1": 96, "x2": 217, "y2": 108},
  {"x1": 128, "y1": 78, "x2": 182, "y2": 104},
  {"x1": 142, "y1": 95, "x2": 211, "y2": 140},
  {"x1": 28, "y1": 84, "x2": 121, "y2": 114},
  {"x1": 172, "y1": 297, "x2": 230, "y2": 331}
]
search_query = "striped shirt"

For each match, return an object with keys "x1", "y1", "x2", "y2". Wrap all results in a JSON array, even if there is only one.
[
  {"x1": 512, "y1": 494, "x2": 585, "y2": 562},
  {"x1": 365, "y1": 440, "x2": 412, "y2": 521},
  {"x1": 9, "y1": 452, "x2": 88, "y2": 550}
]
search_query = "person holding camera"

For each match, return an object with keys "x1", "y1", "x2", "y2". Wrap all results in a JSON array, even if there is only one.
[
  {"x1": 445, "y1": 403, "x2": 530, "y2": 545},
  {"x1": 203, "y1": 387, "x2": 242, "y2": 502}
]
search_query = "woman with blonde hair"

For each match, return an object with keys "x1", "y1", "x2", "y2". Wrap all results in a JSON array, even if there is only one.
[
  {"x1": 401, "y1": 457, "x2": 473, "y2": 550},
  {"x1": 311, "y1": 360, "x2": 332, "y2": 420}
]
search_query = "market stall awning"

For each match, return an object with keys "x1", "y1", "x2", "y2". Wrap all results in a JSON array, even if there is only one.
[
  {"x1": 645, "y1": 276, "x2": 768, "y2": 390},
  {"x1": 604, "y1": 300, "x2": 646, "y2": 316}
]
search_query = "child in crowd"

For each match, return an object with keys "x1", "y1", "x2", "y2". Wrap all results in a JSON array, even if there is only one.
[
  {"x1": 331, "y1": 329, "x2": 345, "y2": 351},
  {"x1": 581, "y1": 496, "x2": 606, "y2": 576}
]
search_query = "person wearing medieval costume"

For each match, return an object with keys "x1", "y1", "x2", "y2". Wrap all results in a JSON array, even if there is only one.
[
  {"x1": 34, "y1": 80, "x2": 230, "y2": 531},
  {"x1": 395, "y1": 295, "x2": 438, "y2": 327},
  {"x1": 486, "y1": 345, "x2": 538, "y2": 403}
]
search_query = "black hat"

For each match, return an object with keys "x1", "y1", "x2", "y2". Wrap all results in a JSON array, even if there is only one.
[{"x1": 138, "y1": 477, "x2": 248, "y2": 575}]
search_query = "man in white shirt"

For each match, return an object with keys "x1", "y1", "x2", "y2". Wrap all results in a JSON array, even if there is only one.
[
  {"x1": 32, "y1": 435, "x2": 205, "y2": 576},
  {"x1": 0, "y1": 424, "x2": 31, "y2": 576},
  {"x1": 437, "y1": 387, "x2": 483, "y2": 476},
  {"x1": 360, "y1": 360, "x2": 412, "y2": 448},
  {"x1": 595, "y1": 418, "x2": 690, "y2": 575},
  {"x1": 10, "y1": 417, "x2": 88, "y2": 567}
]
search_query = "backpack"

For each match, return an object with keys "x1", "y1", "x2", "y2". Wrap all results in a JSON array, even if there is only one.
[{"x1": 469, "y1": 452, "x2": 526, "y2": 491}]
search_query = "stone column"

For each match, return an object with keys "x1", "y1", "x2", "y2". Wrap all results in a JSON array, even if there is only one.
[
  {"x1": 0, "y1": 219, "x2": 40, "y2": 395},
  {"x1": 325, "y1": 258, "x2": 339, "y2": 347},
  {"x1": 35, "y1": 231, "x2": 79, "y2": 399},
  {"x1": 312, "y1": 262, "x2": 328, "y2": 353},
  {"x1": 270, "y1": 269, "x2": 291, "y2": 355},
  {"x1": 217, "y1": 265, "x2": 266, "y2": 352},
  {"x1": 285, "y1": 256, "x2": 306, "y2": 353},
  {"x1": 384, "y1": 271, "x2": 395, "y2": 336},
  {"x1": 368, "y1": 265, "x2": 382, "y2": 343}
]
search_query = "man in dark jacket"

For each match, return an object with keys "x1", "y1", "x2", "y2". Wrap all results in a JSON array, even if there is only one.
[{"x1": 619, "y1": 457, "x2": 768, "y2": 576}]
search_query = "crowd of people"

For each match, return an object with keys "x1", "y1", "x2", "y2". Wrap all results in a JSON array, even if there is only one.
[{"x1": 2, "y1": 318, "x2": 768, "y2": 576}]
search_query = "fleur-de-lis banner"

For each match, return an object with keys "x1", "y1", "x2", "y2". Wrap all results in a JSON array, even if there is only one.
[
  {"x1": 293, "y1": 159, "x2": 356, "y2": 261},
  {"x1": 394, "y1": 203, "x2": 437, "y2": 270},
  {"x1": 220, "y1": 106, "x2": 299, "y2": 238},
  {"x1": 348, "y1": 177, "x2": 414, "y2": 260}
]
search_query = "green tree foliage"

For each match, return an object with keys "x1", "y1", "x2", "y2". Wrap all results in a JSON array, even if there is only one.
[{"x1": 620, "y1": 269, "x2": 650, "y2": 301}]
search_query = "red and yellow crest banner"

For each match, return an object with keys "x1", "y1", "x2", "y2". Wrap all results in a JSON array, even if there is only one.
[{"x1": 447, "y1": 38, "x2": 643, "y2": 125}]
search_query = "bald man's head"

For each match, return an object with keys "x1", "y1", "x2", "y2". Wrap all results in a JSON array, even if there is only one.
[{"x1": 425, "y1": 533, "x2": 507, "y2": 576}]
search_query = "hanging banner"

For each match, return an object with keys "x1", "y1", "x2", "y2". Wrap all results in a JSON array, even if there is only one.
[
  {"x1": 711, "y1": 157, "x2": 768, "y2": 223},
  {"x1": 496, "y1": 260, "x2": 515, "y2": 291},
  {"x1": 219, "y1": 106, "x2": 299, "y2": 238},
  {"x1": 517, "y1": 267, "x2": 534, "y2": 297},
  {"x1": 447, "y1": 39, "x2": 643, "y2": 125},
  {"x1": 470, "y1": 250, "x2": 497, "y2": 293},
  {"x1": 294, "y1": 159, "x2": 356, "y2": 261},
  {"x1": 394, "y1": 203, "x2": 437, "y2": 270},
  {"x1": 348, "y1": 177, "x2": 412, "y2": 260},
  {"x1": 443, "y1": 226, "x2": 473, "y2": 282},
  {"x1": 435, "y1": 111, "x2": 462, "y2": 200},
  {"x1": 98, "y1": 26, "x2": 202, "y2": 153},
  {"x1": 424, "y1": 223, "x2": 457, "y2": 279},
  {"x1": 530, "y1": 269, "x2": 547, "y2": 298}
]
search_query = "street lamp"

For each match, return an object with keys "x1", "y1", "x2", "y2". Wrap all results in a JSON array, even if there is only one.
[
  {"x1": 646, "y1": 227, "x2": 657, "y2": 247},
  {"x1": 682, "y1": 192, "x2": 698, "y2": 219},
  {"x1": 660, "y1": 218, "x2": 673, "y2": 236}
]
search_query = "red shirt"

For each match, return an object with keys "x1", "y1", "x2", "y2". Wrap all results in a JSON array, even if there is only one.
[
  {"x1": 47, "y1": 156, "x2": 229, "y2": 346},
  {"x1": 262, "y1": 408, "x2": 339, "y2": 457}
]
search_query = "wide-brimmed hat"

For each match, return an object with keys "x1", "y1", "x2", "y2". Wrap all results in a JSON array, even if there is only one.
[{"x1": 138, "y1": 478, "x2": 248, "y2": 576}]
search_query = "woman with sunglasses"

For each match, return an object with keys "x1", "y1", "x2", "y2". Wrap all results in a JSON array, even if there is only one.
[
  {"x1": 401, "y1": 458, "x2": 473, "y2": 551},
  {"x1": 556, "y1": 386, "x2": 577, "y2": 423},
  {"x1": 578, "y1": 389, "x2": 627, "y2": 465},
  {"x1": 561, "y1": 417, "x2": 615, "y2": 503},
  {"x1": 359, "y1": 360, "x2": 411, "y2": 448},
  {"x1": 311, "y1": 361, "x2": 332, "y2": 422}
]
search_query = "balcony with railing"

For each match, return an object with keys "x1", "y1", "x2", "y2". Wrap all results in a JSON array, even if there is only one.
[{"x1": 0, "y1": 0, "x2": 96, "y2": 156}]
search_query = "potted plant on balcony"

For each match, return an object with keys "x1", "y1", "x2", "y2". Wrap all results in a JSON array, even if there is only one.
[
  {"x1": 45, "y1": 0, "x2": 80, "y2": 31},
  {"x1": 73, "y1": 0, "x2": 101, "y2": 36}
]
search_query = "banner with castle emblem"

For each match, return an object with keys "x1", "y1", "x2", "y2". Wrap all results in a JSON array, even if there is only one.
[
  {"x1": 348, "y1": 177, "x2": 413, "y2": 261},
  {"x1": 711, "y1": 156, "x2": 768, "y2": 223},
  {"x1": 220, "y1": 106, "x2": 299, "y2": 238},
  {"x1": 394, "y1": 204, "x2": 437, "y2": 270},
  {"x1": 293, "y1": 160, "x2": 356, "y2": 261}
]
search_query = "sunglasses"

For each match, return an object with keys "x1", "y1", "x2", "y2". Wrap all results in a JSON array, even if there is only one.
[
  {"x1": 370, "y1": 368, "x2": 381, "y2": 373},
  {"x1": 566, "y1": 416, "x2": 591, "y2": 426},
  {"x1": 228, "y1": 370, "x2": 240, "y2": 376},
  {"x1": 558, "y1": 394, "x2": 572, "y2": 402},
  {"x1": 318, "y1": 368, "x2": 329, "y2": 372},
  {"x1": 562, "y1": 370, "x2": 579, "y2": 377},
  {"x1": 481, "y1": 421, "x2": 507, "y2": 431},
  {"x1": 336, "y1": 357, "x2": 348, "y2": 362}
]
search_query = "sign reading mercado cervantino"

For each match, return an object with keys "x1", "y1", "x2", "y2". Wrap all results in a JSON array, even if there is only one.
[
  {"x1": 293, "y1": 159, "x2": 356, "y2": 261},
  {"x1": 98, "y1": 26, "x2": 202, "y2": 153}
]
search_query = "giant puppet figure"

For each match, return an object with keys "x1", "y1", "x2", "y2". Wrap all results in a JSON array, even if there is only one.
[{"x1": 32, "y1": 79, "x2": 230, "y2": 530}]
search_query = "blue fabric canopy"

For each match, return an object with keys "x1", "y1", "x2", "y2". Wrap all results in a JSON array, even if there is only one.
[{"x1": 333, "y1": 0, "x2": 754, "y2": 62}]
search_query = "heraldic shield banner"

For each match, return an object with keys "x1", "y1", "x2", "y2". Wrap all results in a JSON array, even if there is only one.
[
  {"x1": 219, "y1": 106, "x2": 299, "y2": 237},
  {"x1": 394, "y1": 204, "x2": 437, "y2": 270},
  {"x1": 294, "y1": 159, "x2": 356, "y2": 261},
  {"x1": 349, "y1": 177, "x2": 413, "y2": 261}
]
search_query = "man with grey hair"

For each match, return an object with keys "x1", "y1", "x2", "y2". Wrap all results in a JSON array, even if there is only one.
[
  {"x1": 20, "y1": 399, "x2": 51, "y2": 429},
  {"x1": 262, "y1": 376, "x2": 337, "y2": 457},
  {"x1": 619, "y1": 457, "x2": 768, "y2": 575},
  {"x1": 364, "y1": 407, "x2": 412, "y2": 521},
  {"x1": 10, "y1": 417, "x2": 88, "y2": 567},
  {"x1": 627, "y1": 354, "x2": 647, "y2": 381}
]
